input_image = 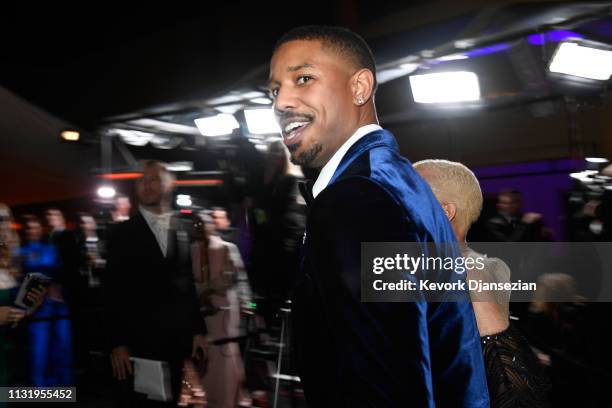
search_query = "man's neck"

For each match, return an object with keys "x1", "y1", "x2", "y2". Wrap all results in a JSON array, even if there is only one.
[
  {"x1": 322, "y1": 106, "x2": 378, "y2": 162},
  {"x1": 317, "y1": 120, "x2": 380, "y2": 169}
]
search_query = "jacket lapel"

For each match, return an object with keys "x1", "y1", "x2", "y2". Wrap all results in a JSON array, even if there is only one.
[
  {"x1": 328, "y1": 130, "x2": 394, "y2": 187},
  {"x1": 134, "y1": 211, "x2": 165, "y2": 260}
]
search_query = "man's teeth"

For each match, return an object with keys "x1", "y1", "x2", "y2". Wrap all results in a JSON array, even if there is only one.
[{"x1": 284, "y1": 121, "x2": 309, "y2": 134}]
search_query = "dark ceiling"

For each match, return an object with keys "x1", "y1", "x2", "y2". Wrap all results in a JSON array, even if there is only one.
[{"x1": 1, "y1": 0, "x2": 431, "y2": 129}]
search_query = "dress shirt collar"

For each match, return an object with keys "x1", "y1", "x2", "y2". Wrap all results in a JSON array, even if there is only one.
[
  {"x1": 312, "y1": 123, "x2": 382, "y2": 198},
  {"x1": 139, "y1": 207, "x2": 172, "y2": 256},
  {"x1": 140, "y1": 207, "x2": 171, "y2": 224}
]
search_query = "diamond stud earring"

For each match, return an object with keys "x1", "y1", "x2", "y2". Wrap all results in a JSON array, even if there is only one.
[{"x1": 356, "y1": 96, "x2": 365, "y2": 105}]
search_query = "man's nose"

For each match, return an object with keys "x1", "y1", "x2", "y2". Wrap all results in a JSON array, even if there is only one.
[{"x1": 274, "y1": 86, "x2": 299, "y2": 113}]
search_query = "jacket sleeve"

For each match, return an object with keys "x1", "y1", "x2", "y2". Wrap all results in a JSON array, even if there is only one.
[{"x1": 102, "y1": 223, "x2": 132, "y2": 350}]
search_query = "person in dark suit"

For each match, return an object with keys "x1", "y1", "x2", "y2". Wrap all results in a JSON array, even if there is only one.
[
  {"x1": 486, "y1": 189, "x2": 546, "y2": 242},
  {"x1": 486, "y1": 189, "x2": 547, "y2": 321},
  {"x1": 250, "y1": 140, "x2": 306, "y2": 326},
  {"x1": 268, "y1": 26, "x2": 489, "y2": 407},
  {"x1": 103, "y1": 161, "x2": 207, "y2": 404}
]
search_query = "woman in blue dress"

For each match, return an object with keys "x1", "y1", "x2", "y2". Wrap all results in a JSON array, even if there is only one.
[{"x1": 20, "y1": 215, "x2": 74, "y2": 387}]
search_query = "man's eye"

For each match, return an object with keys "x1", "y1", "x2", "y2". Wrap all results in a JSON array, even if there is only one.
[
  {"x1": 297, "y1": 75, "x2": 312, "y2": 85},
  {"x1": 269, "y1": 88, "x2": 279, "y2": 99}
]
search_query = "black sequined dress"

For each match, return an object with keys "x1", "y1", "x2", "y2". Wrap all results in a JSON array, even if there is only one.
[{"x1": 481, "y1": 323, "x2": 551, "y2": 408}]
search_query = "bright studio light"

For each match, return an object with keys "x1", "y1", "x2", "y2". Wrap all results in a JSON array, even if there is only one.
[
  {"x1": 250, "y1": 97, "x2": 272, "y2": 105},
  {"x1": 194, "y1": 113, "x2": 239, "y2": 137},
  {"x1": 176, "y1": 194, "x2": 192, "y2": 207},
  {"x1": 549, "y1": 42, "x2": 612, "y2": 80},
  {"x1": 97, "y1": 186, "x2": 116, "y2": 199},
  {"x1": 409, "y1": 71, "x2": 481, "y2": 103},
  {"x1": 585, "y1": 157, "x2": 609, "y2": 164},
  {"x1": 570, "y1": 170, "x2": 598, "y2": 183},
  {"x1": 113, "y1": 129, "x2": 154, "y2": 146},
  {"x1": 244, "y1": 109, "x2": 281, "y2": 135},
  {"x1": 61, "y1": 130, "x2": 80, "y2": 141},
  {"x1": 166, "y1": 161, "x2": 194, "y2": 172}
]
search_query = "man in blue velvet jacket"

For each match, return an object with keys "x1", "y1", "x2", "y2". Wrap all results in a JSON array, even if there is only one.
[{"x1": 268, "y1": 25, "x2": 489, "y2": 407}]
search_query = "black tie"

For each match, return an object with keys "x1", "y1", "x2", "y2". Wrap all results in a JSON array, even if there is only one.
[{"x1": 299, "y1": 180, "x2": 315, "y2": 206}]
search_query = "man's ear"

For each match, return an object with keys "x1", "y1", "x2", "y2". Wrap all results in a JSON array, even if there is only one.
[
  {"x1": 351, "y1": 68, "x2": 375, "y2": 105},
  {"x1": 441, "y1": 203, "x2": 457, "y2": 223}
]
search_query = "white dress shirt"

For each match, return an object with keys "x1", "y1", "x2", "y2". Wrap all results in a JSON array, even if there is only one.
[
  {"x1": 139, "y1": 207, "x2": 172, "y2": 257},
  {"x1": 312, "y1": 124, "x2": 382, "y2": 198}
]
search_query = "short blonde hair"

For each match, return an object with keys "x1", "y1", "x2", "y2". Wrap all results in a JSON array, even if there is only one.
[{"x1": 413, "y1": 159, "x2": 483, "y2": 231}]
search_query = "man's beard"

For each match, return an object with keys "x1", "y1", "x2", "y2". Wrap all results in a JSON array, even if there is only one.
[
  {"x1": 288, "y1": 142, "x2": 322, "y2": 167},
  {"x1": 139, "y1": 195, "x2": 162, "y2": 208}
]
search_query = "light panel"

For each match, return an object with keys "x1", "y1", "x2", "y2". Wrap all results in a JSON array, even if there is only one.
[
  {"x1": 97, "y1": 186, "x2": 116, "y2": 199},
  {"x1": 549, "y1": 42, "x2": 612, "y2": 81},
  {"x1": 244, "y1": 109, "x2": 281, "y2": 135},
  {"x1": 585, "y1": 157, "x2": 609, "y2": 164},
  {"x1": 176, "y1": 194, "x2": 192, "y2": 207},
  {"x1": 61, "y1": 130, "x2": 80, "y2": 141},
  {"x1": 113, "y1": 129, "x2": 154, "y2": 146},
  {"x1": 409, "y1": 71, "x2": 480, "y2": 103},
  {"x1": 194, "y1": 113, "x2": 239, "y2": 137},
  {"x1": 166, "y1": 161, "x2": 194, "y2": 172}
]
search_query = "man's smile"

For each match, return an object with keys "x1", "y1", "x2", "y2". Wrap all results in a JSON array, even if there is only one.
[{"x1": 279, "y1": 114, "x2": 314, "y2": 146}]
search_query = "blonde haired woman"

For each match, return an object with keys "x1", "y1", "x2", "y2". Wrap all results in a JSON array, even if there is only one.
[{"x1": 414, "y1": 160, "x2": 550, "y2": 408}]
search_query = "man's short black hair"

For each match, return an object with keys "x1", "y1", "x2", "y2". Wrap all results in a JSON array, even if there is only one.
[{"x1": 274, "y1": 25, "x2": 377, "y2": 92}]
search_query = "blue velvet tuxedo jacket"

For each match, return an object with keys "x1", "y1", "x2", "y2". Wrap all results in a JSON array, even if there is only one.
[{"x1": 292, "y1": 129, "x2": 489, "y2": 407}]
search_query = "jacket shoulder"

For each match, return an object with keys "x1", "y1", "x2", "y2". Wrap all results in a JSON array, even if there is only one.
[
  {"x1": 106, "y1": 215, "x2": 142, "y2": 245},
  {"x1": 315, "y1": 175, "x2": 399, "y2": 210},
  {"x1": 310, "y1": 176, "x2": 415, "y2": 240}
]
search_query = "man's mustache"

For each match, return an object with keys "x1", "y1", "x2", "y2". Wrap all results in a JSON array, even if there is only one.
[{"x1": 275, "y1": 110, "x2": 314, "y2": 124}]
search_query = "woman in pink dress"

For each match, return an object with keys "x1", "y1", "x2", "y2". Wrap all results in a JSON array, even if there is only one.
[{"x1": 191, "y1": 212, "x2": 250, "y2": 408}]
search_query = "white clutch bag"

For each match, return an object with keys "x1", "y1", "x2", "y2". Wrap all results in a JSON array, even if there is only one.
[{"x1": 131, "y1": 357, "x2": 173, "y2": 401}]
